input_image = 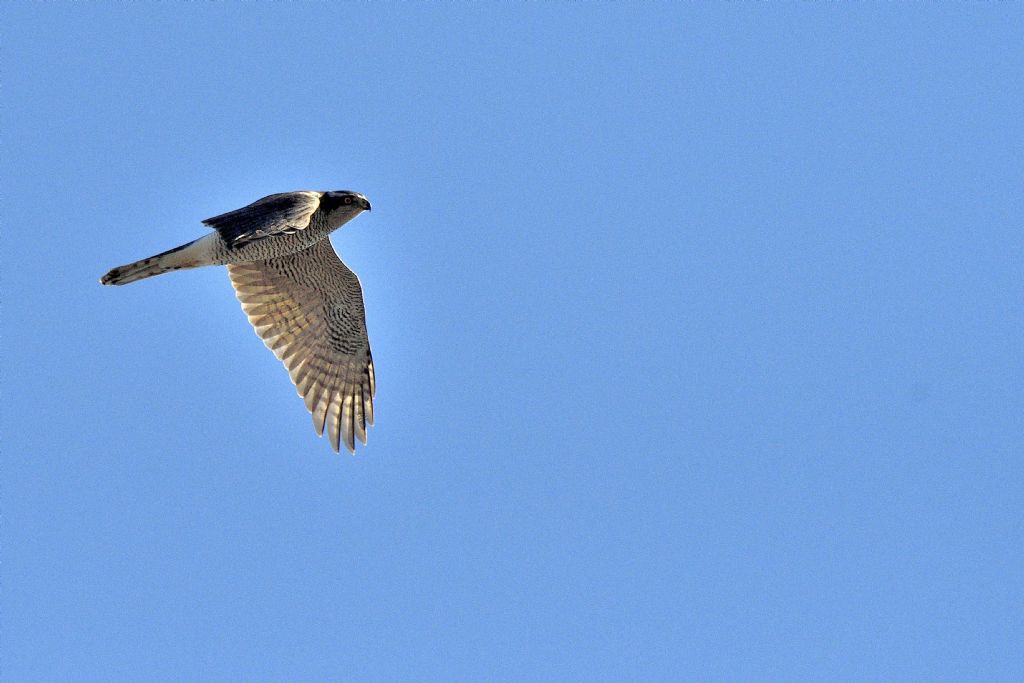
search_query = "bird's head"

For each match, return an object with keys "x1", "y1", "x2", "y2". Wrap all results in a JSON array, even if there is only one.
[{"x1": 321, "y1": 190, "x2": 371, "y2": 228}]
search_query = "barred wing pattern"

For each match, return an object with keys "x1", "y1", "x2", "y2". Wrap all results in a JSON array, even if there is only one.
[
  {"x1": 204, "y1": 191, "x2": 322, "y2": 248},
  {"x1": 228, "y1": 238, "x2": 375, "y2": 453}
]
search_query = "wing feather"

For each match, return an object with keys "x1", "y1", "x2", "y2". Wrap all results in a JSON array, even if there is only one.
[
  {"x1": 228, "y1": 238, "x2": 375, "y2": 453},
  {"x1": 204, "y1": 191, "x2": 322, "y2": 248}
]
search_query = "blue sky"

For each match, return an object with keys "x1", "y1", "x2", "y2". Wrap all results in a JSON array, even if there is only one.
[{"x1": 3, "y1": 4, "x2": 1022, "y2": 680}]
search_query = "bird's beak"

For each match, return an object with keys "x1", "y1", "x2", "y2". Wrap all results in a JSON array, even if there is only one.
[{"x1": 360, "y1": 197, "x2": 372, "y2": 211}]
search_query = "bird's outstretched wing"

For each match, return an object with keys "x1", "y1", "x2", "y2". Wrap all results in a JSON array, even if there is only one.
[
  {"x1": 228, "y1": 238, "x2": 375, "y2": 453},
  {"x1": 204, "y1": 191, "x2": 322, "y2": 248}
]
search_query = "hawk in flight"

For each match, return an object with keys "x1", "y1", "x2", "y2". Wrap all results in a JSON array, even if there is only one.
[{"x1": 101, "y1": 190, "x2": 376, "y2": 454}]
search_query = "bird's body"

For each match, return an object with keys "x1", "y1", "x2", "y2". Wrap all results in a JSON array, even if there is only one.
[{"x1": 101, "y1": 190, "x2": 376, "y2": 454}]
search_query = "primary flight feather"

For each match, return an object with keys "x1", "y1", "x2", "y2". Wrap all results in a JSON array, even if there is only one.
[{"x1": 100, "y1": 190, "x2": 376, "y2": 454}]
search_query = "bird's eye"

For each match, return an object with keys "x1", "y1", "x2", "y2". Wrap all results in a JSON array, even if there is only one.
[{"x1": 344, "y1": 197, "x2": 353, "y2": 205}]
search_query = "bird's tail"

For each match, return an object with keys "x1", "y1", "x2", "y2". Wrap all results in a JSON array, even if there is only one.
[{"x1": 100, "y1": 237, "x2": 212, "y2": 286}]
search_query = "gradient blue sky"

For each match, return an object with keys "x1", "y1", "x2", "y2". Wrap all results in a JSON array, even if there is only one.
[{"x1": 3, "y1": 4, "x2": 1022, "y2": 680}]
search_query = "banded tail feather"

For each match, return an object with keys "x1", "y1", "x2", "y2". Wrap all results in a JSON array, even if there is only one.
[{"x1": 100, "y1": 237, "x2": 211, "y2": 285}]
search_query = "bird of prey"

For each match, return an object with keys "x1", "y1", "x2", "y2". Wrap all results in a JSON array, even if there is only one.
[{"x1": 100, "y1": 190, "x2": 376, "y2": 454}]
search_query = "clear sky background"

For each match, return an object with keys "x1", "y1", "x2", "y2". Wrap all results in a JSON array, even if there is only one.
[{"x1": 3, "y1": 4, "x2": 1022, "y2": 680}]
